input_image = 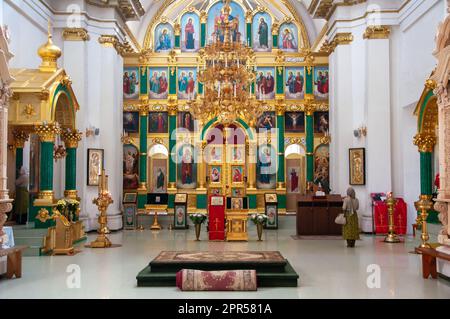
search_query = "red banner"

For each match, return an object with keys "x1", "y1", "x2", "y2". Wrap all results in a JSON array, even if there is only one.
[
  {"x1": 208, "y1": 195, "x2": 225, "y2": 240},
  {"x1": 374, "y1": 198, "x2": 407, "y2": 235}
]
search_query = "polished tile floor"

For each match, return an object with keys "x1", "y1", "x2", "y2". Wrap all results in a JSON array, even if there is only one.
[{"x1": 1, "y1": 220, "x2": 449, "y2": 299}]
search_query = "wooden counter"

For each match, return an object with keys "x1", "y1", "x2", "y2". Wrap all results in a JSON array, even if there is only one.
[{"x1": 297, "y1": 195, "x2": 343, "y2": 235}]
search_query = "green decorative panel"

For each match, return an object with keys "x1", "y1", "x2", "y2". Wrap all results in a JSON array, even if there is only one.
[
  {"x1": 246, "y1": 23, "x2": 252, "y2": 46},
  {"x1": 420, "y1": 152, "x2": 432, "y2": 196},
  {"x1": 249, "y1": 194, "x2": 257, "y2": 209},
  {"x1": 169, "y1": 67, "x2": 177, "y2": 95},
  {"x1": 169, "y1": 115, "x2": 177, "y2": 183},
  {"x1": 306, "y1": 115, "x2": 314, "y2": 182},
  {"x1": 65, "y1": 148, "x2": 77, "y2": 190},
  {"x1": 168, "y1": 194, "x2": 175, "y2": 209},
  {"x1": 277, "y1": 195, "x2": 286, "y2": 209},
  {"x1": 140, "y1": 67, "x2": 148, "y2": 95},
  {"x1": 138, "y1": 194, "x2": 147, "y2": 209},
  {"x1": 140, "y1": 115, "x2": 148, "y2": 183},
  {"x1": 33, "y1": 205, "x2": 55, "y2": 229},
  {"x1": 197, "y1": 194, "x2": 207, "y2": 209},
  {"x1": 40, "y1": 141, "x2": 54, "y2": 191},
  {"x1": 277, "y1": 115, "x2": 285, "y2": 183},
  {"x1": 175, "y1": 35, "x2": 180, "y2": 48},
  {"x1": 273, "y1": 35, "x2": 278, "y2": 48},
  {"x1": 15, "y1": 147, "x2": 23, "y2": 178},
  {"x1": 201, "y1": 24, "x2": 206, "y2": 47},
  {"x1": 276, "y1": 67, "x2": 284, "y2": 95},
  {"x1": 305, "y1": 69, "x2": 313, "y2": 94}
]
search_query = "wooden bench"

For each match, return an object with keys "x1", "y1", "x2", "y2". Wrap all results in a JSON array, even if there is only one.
[
  {"x1": 415, "y1": 246, "x2": 450, "y2": 279},
  {"x1": 0, "y1": 245, "x2": 27, "y2": 279}
]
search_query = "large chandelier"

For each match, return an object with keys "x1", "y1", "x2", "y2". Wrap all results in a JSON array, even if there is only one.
[{"x1": 189, "y1": 0, "x2": 263, "y2": 126}]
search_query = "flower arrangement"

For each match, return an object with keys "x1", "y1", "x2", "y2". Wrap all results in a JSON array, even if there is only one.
[
  {"x1": 250, "y1": 213, "x2": 268, "y2": 225},
  {"x1": 54, "y1": 198, "x2": 80, "y2": 222},
  {"x1": 189, "y1": 213, "x2": 208, "y2": 225}
]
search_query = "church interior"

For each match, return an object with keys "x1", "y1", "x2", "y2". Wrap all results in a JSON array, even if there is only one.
[{"x1": 0, "y1": 0, "x2": 450, "y2": 299}]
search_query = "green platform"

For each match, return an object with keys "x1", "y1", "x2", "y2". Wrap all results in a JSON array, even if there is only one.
[{"x1": 136, "y1": 252, "x2": 299, "y2": 288}]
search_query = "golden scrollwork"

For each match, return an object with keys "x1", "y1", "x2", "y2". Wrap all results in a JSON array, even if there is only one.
[
  {"x1": 12, "y1": 130, "x2": 30, "y2": 148},
  {"x1": 304, "y1": 96, "x2": 316, "y2": 116},
  {"x1": 60, "y1": 75, "x2": 72, "y2": 87},
  {"x1": 329, "y1": 33, "x2": 353, "y2": 53},
  {"x1": 276, "y1": 98, "x2": 286, "y2": 115},
  {"x1": 167, "y1": 97, "x2": 178, "y2": 115},
  {"x1": 36, "y1": 208, "x2": 51, "y2": 223},
  {"x1": 272, "y1": 20, "x2": 280, "y2": 35},
  {"x1": 320, "y1": 135, "x2": 331, "y2": 145},
  {"x1": 425, "y1": 79, "x2": 437, "y2": 91},
  {"x1": 174, "y1": 22, "x2": 181, "y2": 36},
  {"x1": 413, "y1": 133, "x2": 437, "y2": 152},
  {"x1": 275, "y1": 50, "x2": 284, "y2": 63},
  {"x1": 61, "y1": 129, "x2": 82, "y2": 148},
  {"x1": 35, "y1": 122, "x2": 61, "y2": 142},
  {"x1": 363, "y1": 25, "x2": 391, "y2": 40},
  {"x1": 23, "y1": 104, "x2": 36, "y2": 118},
  {"x1": 169, "y1": 50, "x2": 177, "y2": 64},
  {"x1": 62, "y1": 28, "x2": 90, "y2": 41}
]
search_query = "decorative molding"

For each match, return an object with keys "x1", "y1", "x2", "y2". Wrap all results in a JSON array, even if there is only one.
[
  {"x1": 61, "y1": 129, "x2": 83, "y2": 148},
  {"x1": 363, "y1": 25, "x2": 391, "y2": 40},
  {"x1": 62, "y1": 28, "x2": 90, "y2": 41},
  {"x1": 413, "y1": 133, "x2": 437, "y2": 153},
  {"x1": 329, "y1": 33, "x2": 353, "y2": 53},
  {"x1": 98, "y1": 35, "x2": 134, "y2": 56},
  {"x1": 35, "y1": 122, "x2": 62, "y2": 142}
]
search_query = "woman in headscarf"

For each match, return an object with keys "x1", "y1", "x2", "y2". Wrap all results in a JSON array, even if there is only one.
[
  {"x1": 342, "y1": 187, "x2": 360, "y2": 247},
  {"x1": 15, "y1": 166, "x2": 29, "y2": 225}
]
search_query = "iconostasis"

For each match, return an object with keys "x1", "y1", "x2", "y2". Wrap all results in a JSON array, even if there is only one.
[{"x1": 122, "y1": 0, "x2": 329, "y2": 213}]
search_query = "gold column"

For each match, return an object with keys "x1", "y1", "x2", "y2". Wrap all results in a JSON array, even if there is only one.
[
  {"x1": 197, "y1": 140, "x2": 206, "y2": 190},
  {"x1": 247, "y1": 141, "x2": 257, "y2": 190},
  {"x1": 414, "y1": 195, "x2": 433, "y2": 248},
  {"x1": 384, "y1": 192, "x2": 401, "y2": 243}
]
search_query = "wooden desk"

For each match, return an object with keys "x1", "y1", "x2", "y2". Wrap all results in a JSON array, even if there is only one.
[
  {"x1": 297, "y1": 195, "x2": 343, "y2": 235},
  {"x1": 0, "y1": 245, "x2": 27, "y2": 279}
]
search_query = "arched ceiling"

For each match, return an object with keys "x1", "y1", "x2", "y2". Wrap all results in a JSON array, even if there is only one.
[{"x1": 126, "y1": 0, "x2": 324, "y2": 50}]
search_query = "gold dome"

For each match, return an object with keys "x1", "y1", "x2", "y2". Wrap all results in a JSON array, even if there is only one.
[{"x1": 38, "y1": 21, "x2": 61, "y2": 72}]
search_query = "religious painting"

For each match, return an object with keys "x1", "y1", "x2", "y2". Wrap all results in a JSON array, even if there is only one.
[
  {"x1": 314, "y1": 66, "x2": 329, "y2": 99},
  {"x1": 154, "y1": 23, "x2": 174, "y2": 52},
  {"x1": 210, "y1": 188, "x2": 222, "y2": 196},
  {"x1": 256, "y1": 111, "x2": 276, "y2": 133},
  {"x1": 211, "y1": 196, "x2": 224, "y2": 206},
  {"x1": 314, "y1": 112, "x2": 329, "y2": 134},
  {"x1": 207, "y1": 0, "x2": 245, "y2": 44},
  {"x1": 227, "y1": 145, "x2": 245, "y2": 163},
  {"x1": 123, "y1": 144, "x2": 139, "y2": 190},
  {"x1": 205, "y1": 144, "x2": 223, "y2": 164},
  {"x1": 175, "y1": 193, "x2": 188, "y2": 203},
  {"x1": 314, "y1": 145, "x2": 330, "y2": 194},
  {"x1": 181, "y1": 12, "x2": 200, "y2": 52},
  {"x1": 285, "y1": 67, "x2": 305, "y2": 100},
  {"x1": 174, "y1": 205, "x2": 187, "y2": 228},
  {"x1": 231, "y1": 197, "x2": 244, "y2": 210},
  {"x1": 264, "y1": 193, "x2": 277, "y2": 203},
  {"x1": 148, "y1": 112, "x2": 168, "y2": 133},
  {"x1": 123, "y1": 192, "x2": 138, "y2": 203},
  {"x1": 349, "y1": 148, "x2": 365, "y2": 185},
  {"x1": 231, "y1": 165, "x2": 244, "y2": 184},
  {"x1": 177, "y1": 144, "x2": 197, "y2": 189},
  {"x1": 256, "y1": 144, "x2": 277, "y2": 189},
  {"x1": 209, "y1": 165, "x2": 222, "y2": 184},
  {"x1": 285, "y1": 112, "x2": 305, "y2": 133},
  {"x1": 123, "y1": 111, "x2": 139, "y2": 133},
  {"x1": 153, "y1": 165, "x2": 167, "y2": 193},
  {"x1": 123, "y1": 204, "x2": 137, "y2": 230},
  {"x1": 252, "y1": 12, "x2": 272, "y2": 52},
  {"x1": 287, "y1": 166, "x2": 300, "y2": 193},
  {"x1": 278, "y1": 23, "x2": 298, "y2": 52},
  {"x1": 255, "y1": 67, "x2": 275, "y2": 100},
  {"x1": 177, "y1": 67, "x2": 197, "y2": 100},
  {"x1": 232, "y1": 188, "x2": 244, "y2": 197},
  {"x1": 87, "y1": 148, "x2": 104, "y2": 186},
  {"x1": 123, "y1": 67, "x2": 139, "y2": 100},
  {"x1": 177, "y1": 111, "x2": 195, "y2": 132},
  {"x1": 148, "y1": 67, "x2": 169, "y2": 99},
  {"x1": 265, "y1": 204, "x2": 278, "y2": 229}
]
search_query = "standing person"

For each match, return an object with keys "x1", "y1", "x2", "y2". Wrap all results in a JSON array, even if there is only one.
[
  {"x1": 342, "y1": 187, "x2": 360, "y2": 247},
  {"x1": 15, "y1": 167, "x2": 29, "y2": 225}
]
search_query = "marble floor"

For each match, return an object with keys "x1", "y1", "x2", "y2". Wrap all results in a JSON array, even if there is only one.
[{"x1": 1, "y1": 220, "x2": 450, "y2": 299}]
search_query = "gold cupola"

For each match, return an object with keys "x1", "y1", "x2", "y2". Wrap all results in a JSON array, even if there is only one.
[{"x1": 38, "y1": 21, "x2": 61, "y2": 72}]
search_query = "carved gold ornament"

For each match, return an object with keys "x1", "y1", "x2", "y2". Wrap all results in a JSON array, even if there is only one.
[
  {"x1": 413, "y1": 133, "x2": 437, "y2": 153},
  {"x1": 363, "y1": 26, "x2": 391, "y2": 40},
  {"x1": 12, "y1": 130, "x2": 30, "y2": 148},
  {"x1": 329, "y1": 33, "x2": 353, "y2": 53},
  {"x1": 61, "y1": 129, "x2": 82, "y2": 148},
  {"x1": 23, "y1": 104, "x2": 36, "y2": 118},
  {"x1": 35, "y1": 122, "x2": 62, "y2": 142},
  {"x1": 62, "y1": 28, "x2": 90, "y2": 41}
]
